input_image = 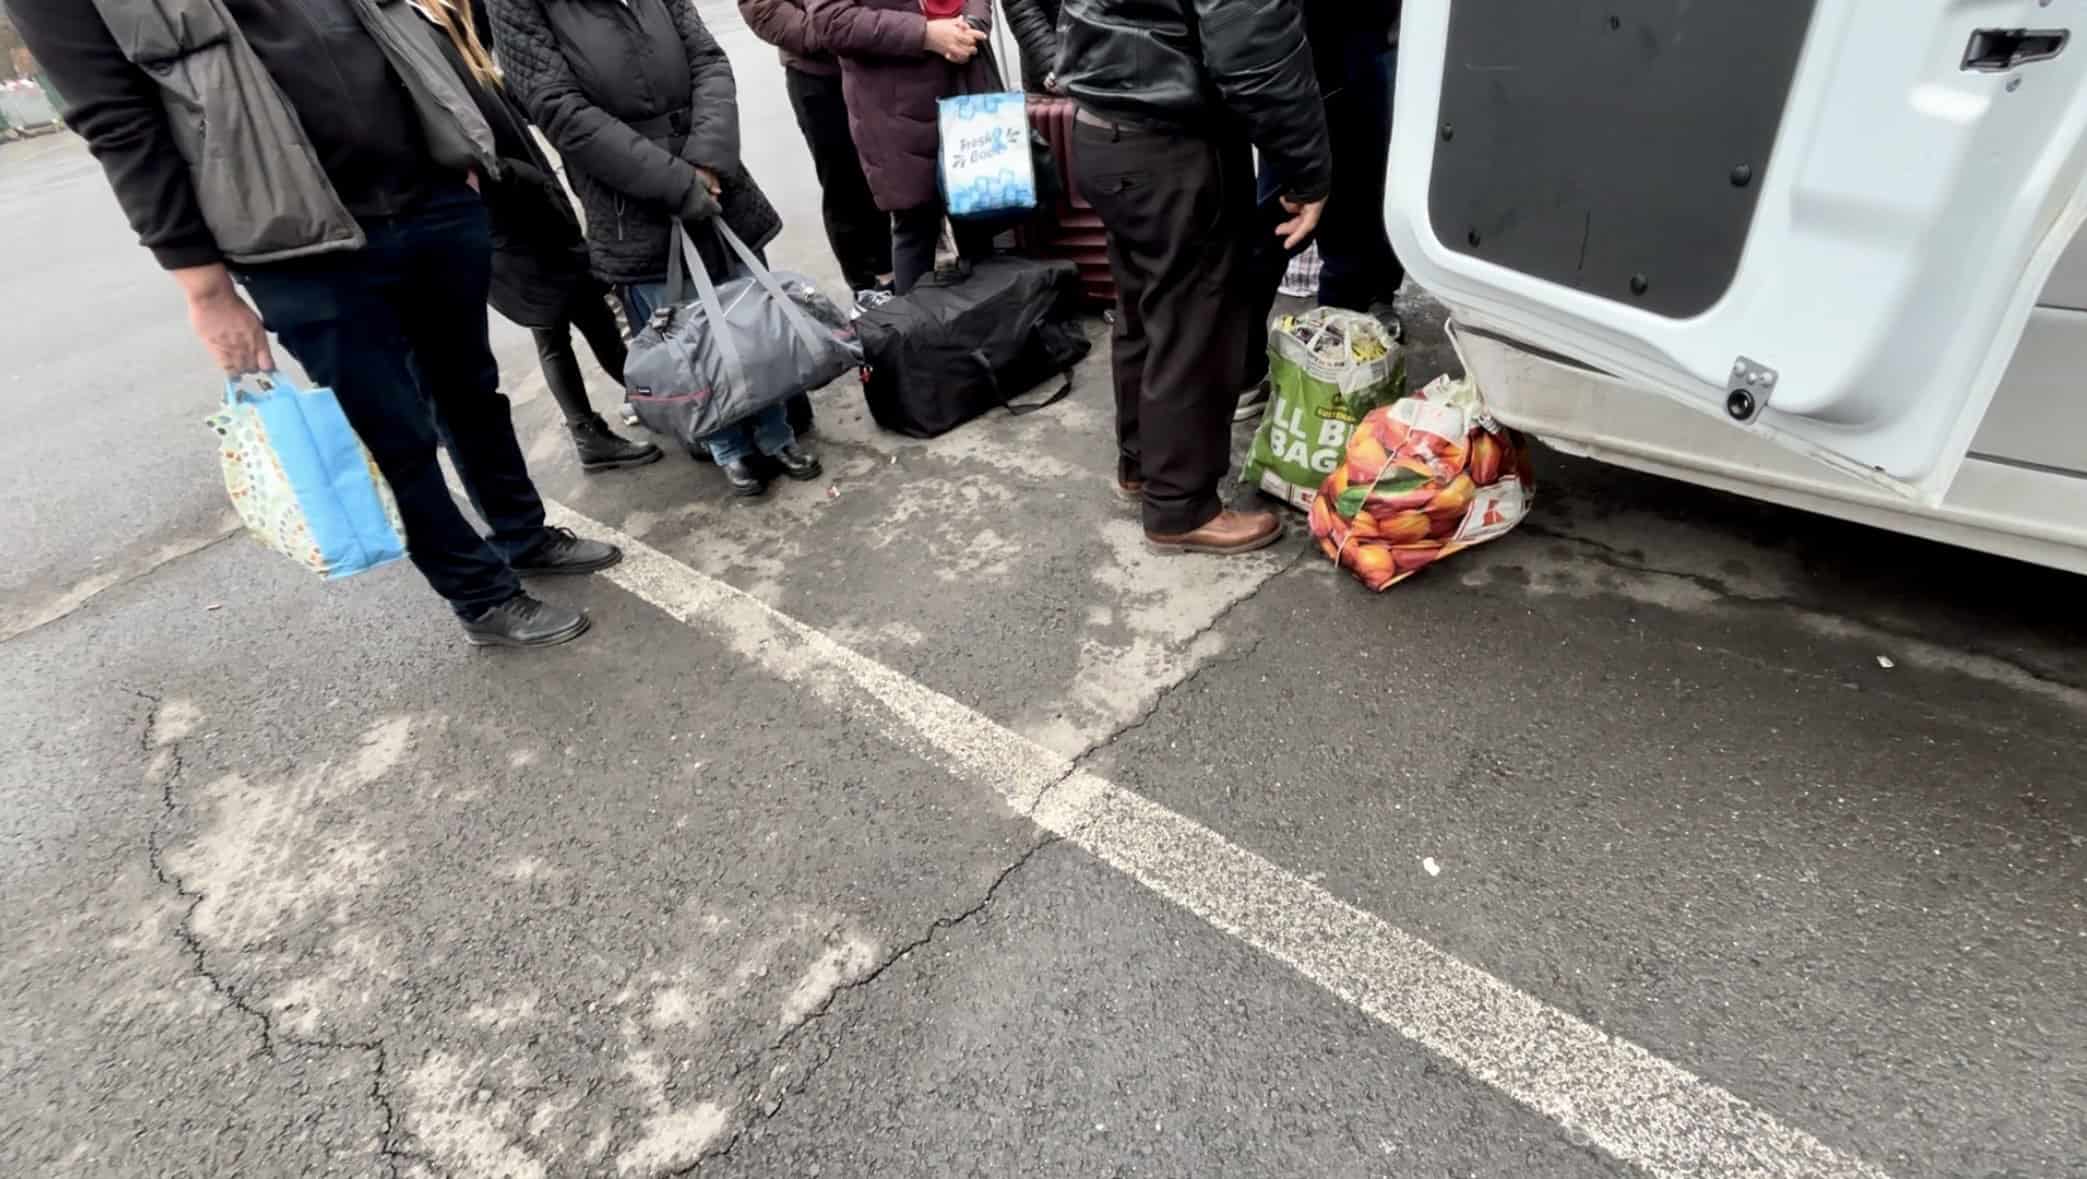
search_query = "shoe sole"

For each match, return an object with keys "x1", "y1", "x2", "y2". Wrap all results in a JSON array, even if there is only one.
[
  {"x1": 579, "y1": 448, "x2": 664, "y2": 474},
  {"x1": 1112, "y1": 483, "x2": 1143, "y2": 506},
  {"x1": 1233, "y1": 400, "x2": 1270, "y2": 423},
  {"x1": 513, "y1": 549, "x2": 626, "y2": 577},
  {"x1": 464, "y1": 612, "x2": 592, "y2": 649},
  {"x1": 1145, "y1": 522, "x2": 1286, "y2": 556},
  {"x1": 781, "y1": 464, "x2": 824, "y2": 483}
]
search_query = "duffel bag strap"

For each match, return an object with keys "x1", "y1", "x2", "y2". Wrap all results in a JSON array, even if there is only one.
[
  {"x1": 674, "y1": 226, "x2": 753, "y2": 405},
  {"x1": 967, "y1": 349, "x2": 1074, "y2": 417},
  {"x1": 707, "y1": 221, "x2": 835, "y2": 363}
]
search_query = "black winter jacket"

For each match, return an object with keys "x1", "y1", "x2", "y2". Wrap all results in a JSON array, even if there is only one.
[
  {"x1": 1056, "y1": 0, "x2": 1331, "y2": 202},
  {"x1": 1001, "y1": 0, "x2": 1059, "y2": 93},
  {"x1": 488, "y1": 0, "x2": 782, "y2": 286}
]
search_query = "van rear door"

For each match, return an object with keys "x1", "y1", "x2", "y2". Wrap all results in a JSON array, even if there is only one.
[{"x1": 1385, "y1": 0, "x2": 2087, "y2": 502}]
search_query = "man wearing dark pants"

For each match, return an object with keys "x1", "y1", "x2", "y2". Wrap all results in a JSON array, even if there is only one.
[
  {"x1": 13, "y1": 0, "x2": 620, "y2": 648},
  {"x1": 739, "y1": 0, "x2": 894, "y2": 295},
  {"x1": 1306, "y1": 1, "x2": 1405, "y2": 318},
  {"x1": 1237, "y1": 0, "x2": 1404, "y2": 422},
  {"x1": 1059, "y1": 0, "x2": 1331, "y2": 555}
]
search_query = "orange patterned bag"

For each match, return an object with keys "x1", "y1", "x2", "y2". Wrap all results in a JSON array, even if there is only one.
[{"x1": 1307, "y1": 375, "x2": 1534, "y2": 590}]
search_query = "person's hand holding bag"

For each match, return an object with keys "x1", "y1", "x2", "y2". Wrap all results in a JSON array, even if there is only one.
[{"x1": 679, "y1": 166, "x2": 723, "y2": 222}]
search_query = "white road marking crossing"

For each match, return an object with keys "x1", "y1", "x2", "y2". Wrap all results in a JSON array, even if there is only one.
[{"x1": 547, "y1": 497, "x2": 1893, "y2": 1179}]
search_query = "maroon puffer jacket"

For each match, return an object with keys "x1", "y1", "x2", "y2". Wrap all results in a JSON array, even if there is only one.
[{"x1": 807, "y1": 0, "x2": 996, "y2": 213}]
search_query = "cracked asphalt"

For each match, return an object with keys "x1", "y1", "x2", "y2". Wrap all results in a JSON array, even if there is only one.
[{"x1": 4, "y1": 7, "x2": 2085, "y2": 1176}]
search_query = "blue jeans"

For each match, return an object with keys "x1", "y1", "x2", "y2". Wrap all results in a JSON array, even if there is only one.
[
  {"x1": 238, "y1": 188, "x2": 542, "y2": 617},
  {"x1": 1258, "y1": 39, "x2": 1404, "y2": 311},
  {"x1": 619, "y1": 281, "x2": 796, "y2": 465}
]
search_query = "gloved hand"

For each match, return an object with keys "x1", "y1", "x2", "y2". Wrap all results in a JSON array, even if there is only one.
[{"x1": 679, "y1": 180, "x2": 721, "y2": 222}]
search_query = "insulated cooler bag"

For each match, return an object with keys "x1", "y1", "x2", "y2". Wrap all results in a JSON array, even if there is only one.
[{"x1": 855, "y1": 257, "x2": 1091, "y2": 438}]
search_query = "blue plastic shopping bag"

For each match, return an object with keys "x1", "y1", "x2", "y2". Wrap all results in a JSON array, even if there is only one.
[
  {"x1": 205, "y1": 372, "x2": 406, "y2": 578},
  {"x1": 938, "y1": 91, "x2": 1037, "y2": 219}
]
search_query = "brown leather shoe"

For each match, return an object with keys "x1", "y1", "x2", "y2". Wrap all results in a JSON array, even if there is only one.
[{"x1": 1146, "y1": 509, "x2": 1283, "y2": 555}]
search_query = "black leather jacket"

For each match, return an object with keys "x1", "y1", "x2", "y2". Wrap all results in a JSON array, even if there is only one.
[
  {"x1": 1056, "y1": 0, "x2": 1331, "y2": 201},
  {"x1": 1002, "y1": 0, "x2": 1059, "y2": 92}
]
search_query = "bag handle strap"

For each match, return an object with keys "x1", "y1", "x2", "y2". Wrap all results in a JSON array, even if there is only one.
[
  {"x1": 706, "y1": 220, "x2": 834, "y2": 362},
  {"x1": 224, "y1": 370, "x2": 299, "y2": 404},
  {"x1": 665, "y1": 220, "x2": 834, "y2": 368},
  {"x1": 966, "y1": 349, "x2": 1075, "y2": 417},
  {"x1": 675, "y1": 225, "x2": 754, "y2": 407}
]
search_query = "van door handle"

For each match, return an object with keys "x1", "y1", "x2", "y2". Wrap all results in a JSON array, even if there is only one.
[{"x1": 1961, "y1": 28, "x2": 2069, "y2": 72}]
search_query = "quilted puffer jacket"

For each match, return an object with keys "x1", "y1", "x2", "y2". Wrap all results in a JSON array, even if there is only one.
[{"x1": 488, "y1": 0, "x2": 783, "y2": 285}]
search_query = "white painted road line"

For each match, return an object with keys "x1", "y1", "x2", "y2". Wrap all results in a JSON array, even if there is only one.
[{"x1": 546, "y1": 497, "x2": 1894, "y2": 1179}]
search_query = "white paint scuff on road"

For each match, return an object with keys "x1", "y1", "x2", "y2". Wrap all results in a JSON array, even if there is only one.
[{"x1": 544, "y1": 497, "x2": 1893, "y2": 1179}]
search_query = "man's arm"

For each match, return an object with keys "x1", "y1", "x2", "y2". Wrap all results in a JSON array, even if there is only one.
[
  {"x1": 738, "y1": 0, "x2": 822, "y2": 58},
  {"x1": 1191, "y1": 0, "x2": 1332, "y2": 204},
  {"x1": 666, "y1": 0, "x2": 741, "y2": 177},
  {"x1": 10, "y1": 0, "x2": 270, "y2": 372},
  {"x1": 8, "y1": 0, "x2": 220, "y2": 268}
]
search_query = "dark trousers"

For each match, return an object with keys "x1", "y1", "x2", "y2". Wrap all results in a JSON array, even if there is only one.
[
  {"x1": 239, "y1": 190, "x2": 543, "y2": 617},
  {"x1": 1258, "y1": 39, "x2": 1404, "y2": 311},
  {"x1": 891, "y1": 204, "x2": 996, "y2": 295},
  {"x1": 1317, "y1": 39, "x2": 1404, "y2": 310},
  {"x1": 784, "y1": 67, "x2": 893, "y2": 292},
  {"x1": 1076, "y1": 118, "x2": 1260, "y2": 536},
  {"x1": 533, "y1": 284, "x2": 628, "y2": 425}
]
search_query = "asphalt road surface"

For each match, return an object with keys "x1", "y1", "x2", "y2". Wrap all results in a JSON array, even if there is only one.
[{"x1": 3, "y1": 7, "x2": 2084, "y2": 1177}]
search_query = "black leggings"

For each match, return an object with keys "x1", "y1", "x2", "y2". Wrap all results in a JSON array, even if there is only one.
[
  {"x1": 532, "y1": 288, "x2": 628, "y2": 425},
  {"x1": 891, "y1": 205, "x2": 997, "y2": 294}
]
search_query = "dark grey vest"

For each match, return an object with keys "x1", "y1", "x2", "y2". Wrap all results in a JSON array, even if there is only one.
[{"x1": 88, "y1": 0, "x2": 499, "y2": 263}]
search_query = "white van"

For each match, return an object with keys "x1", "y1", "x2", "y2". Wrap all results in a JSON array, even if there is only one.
[{"x1": 1385, "y1": 2, "x2": 2087, "y2": 574}]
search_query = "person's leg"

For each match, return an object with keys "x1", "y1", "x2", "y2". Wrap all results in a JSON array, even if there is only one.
[
  {"x1": 383, "y1": 195, "x2": 556, "y2": 571},
  {"x1": 619, "y1": 281, "x2": 668, "y2": 332},
  {"x1": 1076, "y1": 119, "x2": 1274, "y2": 549},
  {"x1": 568, "y1": 284, "x2": 628, "y2": 386},
  {"x1": 551, "y1": 285, "x2": 658, "y2": 471},
  {"x1": 890, "y1": 205, "x2": 942, "y2": 294},
  {"x1": 534, "y1": 320, "x2": 594, "y2": 425},
  {"x1": 950, "y1": 215, "x2": 998, "y2": 269},
  {"x1": 1074, "y1": 131, "x2": 1149, "y2": 492},
  {"x1": 237, "y1": 244, "x2": 522, "y2": 617},
  {"x1": 787, "y1": 67, "x2": 894, "y2": 291},
  {"x1": 1315, "y1": 41, "x2": 1403, "y2": 314}
]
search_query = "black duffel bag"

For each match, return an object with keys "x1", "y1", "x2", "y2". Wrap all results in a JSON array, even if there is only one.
[{"x1": 856, "y1": 257, "x2": 1092, "y2": 439}]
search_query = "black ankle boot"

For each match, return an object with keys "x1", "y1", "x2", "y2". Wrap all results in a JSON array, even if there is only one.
[
  {"x1": 569, "y1": 414, "x2": 662, "y2": 473},
  {"x1": 722, "y1": 457, "x2": 767, "y2": 497},
  {"x1": 774, "y1": 445, "x2": 822, "y2": 482}
]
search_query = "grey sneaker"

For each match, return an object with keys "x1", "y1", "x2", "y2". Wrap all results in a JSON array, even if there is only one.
[
  {"x1": 1233, "y1": 379, "x2": 1272, "y2": 423},
  {"x1": 461, "y1": 593, "x2": 591, "y2": 648}
]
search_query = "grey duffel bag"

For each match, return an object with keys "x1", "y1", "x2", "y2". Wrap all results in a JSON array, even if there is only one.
[{"x1": 624, "y1": 223, "x2": 857, "y2": 449}]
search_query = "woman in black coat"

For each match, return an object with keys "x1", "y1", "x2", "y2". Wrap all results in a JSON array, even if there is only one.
[
  {"x1": 416, "y1": 0, "x2": 660, "y2": 473},
  {"x1": 490, "y1": 0, "x2": 820, "y2": 497}
]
